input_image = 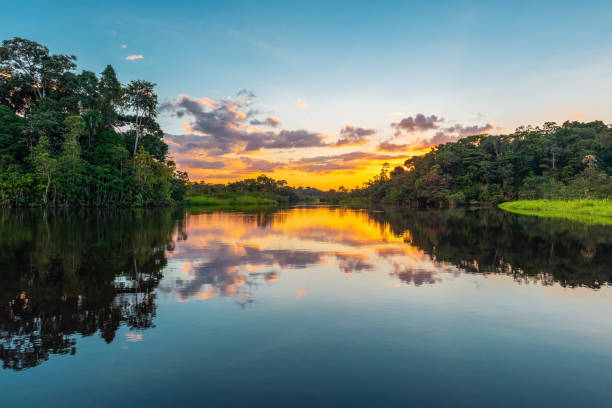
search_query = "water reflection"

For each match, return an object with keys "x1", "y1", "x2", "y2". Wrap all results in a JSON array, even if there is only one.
[
  {"x1": 1, "y1": 206, "x2": 611, "y2": 370},
  {"x1": 370, "y1": 208, "x2": 612, "y2": 288},
  {"x1": 163, "y1": 207, "x2": 612, "y2": 307},
  {"x1": 162, "y1": 207, "x2": 450, "y2": 304},
  {"x1": 0, "y1": 209, "x2": 183, "y2": 370}
]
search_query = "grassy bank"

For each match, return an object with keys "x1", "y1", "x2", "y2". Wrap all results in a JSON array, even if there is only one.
[
  {"x1": 185, "y1": 194, "x2": 278, "y2": 207},
  {"x1": 499, "y1": 199, "x2": 612, "y2": 225}
]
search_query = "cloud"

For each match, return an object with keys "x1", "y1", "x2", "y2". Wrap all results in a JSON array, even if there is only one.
[
  {"x1": 443, "y1": 123, "x2": 494, "y2": 137},
  {"x1": 237, "y1": 89, "x2": 256, "y2": 99},
  {"x1": 291, "y1": 151, "x2": 405, "y2": 173},
  {"x1": 125, "y1": 54, "x2": 144, "y2": 61},
  {"x1": 392, "y1": 114, "x2": 441, "y2": 136},
  {"x1": 334, "y1": 125, "x2": 376, "y2": 146},
  {"x1": 405, "y1": 123, "x2": 495, "y2": 150},
  {"x1": 121, "y1": 44, "x2": 127, "y2": 48},
  {"x1": 377, "y1": 141, "x2": 409, "y2": 152},
  {"x1": 177, "y1": 157, "x2": 226, "y2": 169},
  {"x1": 250, "y1": 116, "x2": 280, "y2": 127},
  {"x1": 161, "y1": 94, "x2": 328, "y2": 156},
  {"x1": 245, "y1": 129, "x2": 327, "y2": 151},
  {"x1": 240, "y1": 157, "x2": 285, "y2": 172},
  {"x1": 297, "y1": 99, "x2": 309, "y2": 110}
]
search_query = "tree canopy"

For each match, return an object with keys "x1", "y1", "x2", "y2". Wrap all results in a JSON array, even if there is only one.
[
  {"x1": 338, "y1": 121, "x2": 612, "y2": 206},
  {"x1": 0, "y1": 37, "x2": 187, "y2": 207}
]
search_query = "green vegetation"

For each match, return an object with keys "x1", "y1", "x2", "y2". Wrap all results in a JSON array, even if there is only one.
[
  {"x1": 499, "y1": 199, "x2": 612, "y2": 225},
  {"x1": 0, "y1": 37, "x2": 187, "y2": 207},
  {"x1": 186, "y1": 175, "x2": 322, "y2": 208},
  {"x1": 334, "y1": 122, "x2": 612, "y2": 207},
  {"x1": 186, "y1": 195, "x2": 276, "y2": 206},
  {"x1": 368, "y1": 207, "x2": 612, "y2": 288}
]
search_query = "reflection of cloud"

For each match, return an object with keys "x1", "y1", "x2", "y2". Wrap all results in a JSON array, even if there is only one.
[
  {"x1": 296, "y1": 289, "x2": 307, "y2": 298},
  {"x1": 125, "y1": 333, "x2": 143, "y2": 342},
  {"x1": 334, "y1": 253, "x2": 374, "y2": 274},
  {"x1": 391, "y1": 263, "x2": 440, "y2": 286},
  {"x1": 165, "y1": 242, "x2": 323, "y2": 302},
  {"x1": 164, "y1": 208, "x2": 455, "y2": 305}
]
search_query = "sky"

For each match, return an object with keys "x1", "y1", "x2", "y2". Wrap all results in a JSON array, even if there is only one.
[{"x1": 4, "y1": 0, "x2": 612, "y2": 188}]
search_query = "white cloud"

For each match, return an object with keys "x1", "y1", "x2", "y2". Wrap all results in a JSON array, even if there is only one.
[{"x1": 125, "y1": 54, "x2": 143, "y2": 61}]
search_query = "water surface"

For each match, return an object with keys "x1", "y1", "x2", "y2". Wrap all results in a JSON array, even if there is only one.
[{"x1": 1, "y1": 207, "x2": 611, "y2": 407}]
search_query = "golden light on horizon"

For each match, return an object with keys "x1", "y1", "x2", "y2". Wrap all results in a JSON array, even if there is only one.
[{"x1": 164, "y1": 207, "x2": 450, "y2": 303}]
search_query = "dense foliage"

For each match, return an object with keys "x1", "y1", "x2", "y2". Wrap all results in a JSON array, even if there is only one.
[
  {"x1": 0, "y1": 37, "x2": 187, "y2": 207},
  {"x1": 187, "y1": 175, "x2": 322, "y2": 205},
  {"x1": 337, "y1": 121, "x2": 612, "y2": 206}
]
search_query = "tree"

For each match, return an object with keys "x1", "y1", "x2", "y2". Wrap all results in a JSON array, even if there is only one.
[
  {"x1": 123, "y1": 80, "x2": 157, "y2": 156},
  {"x1": 0, "y1": 37, "x2": 187, "y2": 208},
  {"x1": 33, "y1": 135, "x2": 57, "y2": 205},
  {"x1": 98, "y1": 65, "x2": 122, "y2": 128},
  {"x1": 0, "y1": 105, "x2": 26, "y2": 168},
  {"x1": 59, "y1": 116, "x2": 85, "y2": 205},
  {"x1": 82, "y1": 109, "x2": 104, "y2": 146},
  {"x1": 0, "y1": 37, "x2": 76, "y2": 104}
]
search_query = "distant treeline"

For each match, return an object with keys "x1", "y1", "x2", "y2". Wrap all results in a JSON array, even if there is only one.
[
  {"x1": 0, "y1": 37, "x2": 187, "y2": 207},
  {"x1": 324, "y1": 121, "x2": 612, "y2": 206},
  {"x1": 187, "y1": 175, "x2": 323, "y2": 205}
]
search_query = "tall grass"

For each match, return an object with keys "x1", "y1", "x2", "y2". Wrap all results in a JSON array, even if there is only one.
[{"x1": 499, "y1": 199, "x2": 612, "y2": 225}]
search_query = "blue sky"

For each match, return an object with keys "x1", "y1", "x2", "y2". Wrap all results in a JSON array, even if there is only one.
[{"x1": 4, "y1": 1, "x2": 612, "y2": 186}]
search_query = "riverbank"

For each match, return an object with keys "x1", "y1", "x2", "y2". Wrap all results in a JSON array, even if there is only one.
[
  {"x1": 185, "y1": 194, "x2": 279, "y2": 207},
  {"x1": 499, "y1": 199, "x2": 612, "y2": 225}
]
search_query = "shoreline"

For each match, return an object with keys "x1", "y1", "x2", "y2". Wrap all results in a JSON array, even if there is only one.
[{"x1": 499, "y1": 199, "x2": 612, "y2": 225}]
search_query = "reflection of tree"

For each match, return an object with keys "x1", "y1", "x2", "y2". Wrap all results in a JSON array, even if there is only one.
[
  {"x1": 369, "y1": 208, "x2": 612, "y2": 288},
  {"x1": 0, "y1": 209, "x2": 182, "y2": 370}
]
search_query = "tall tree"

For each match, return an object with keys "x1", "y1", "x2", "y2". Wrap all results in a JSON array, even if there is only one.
[
  {"x1": 0, "y1": 37, "x2": 76, "y2": 105},
  {"x1": 32, "y1": 135, "x2": 57, "y2": 205},
  {"x1": 98, "y1": 65, "x2": 121, "y2": 128},
  {"x1": 122, "y1": 80, "x2": 157, "y2": 156}
]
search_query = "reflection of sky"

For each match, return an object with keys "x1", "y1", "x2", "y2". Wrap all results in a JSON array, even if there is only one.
[
  {"x1": 5, "y1": 207, "x2": 612, "y2": 406},
  {"x1": 160, "y1": 208, "x2": 458, "y2": 303}
]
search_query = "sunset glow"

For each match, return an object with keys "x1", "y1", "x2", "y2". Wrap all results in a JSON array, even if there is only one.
[{"x1": 6, "y1": 1, "x2": 610, "y2": 189}]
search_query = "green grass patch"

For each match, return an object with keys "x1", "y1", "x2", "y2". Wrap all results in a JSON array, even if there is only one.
[
  {"x1": 499, "y1": 199, "x2": 612, "y2": 225},
  {"x1": 185, "y1": 194, "x2": 278, "y2": 208}
]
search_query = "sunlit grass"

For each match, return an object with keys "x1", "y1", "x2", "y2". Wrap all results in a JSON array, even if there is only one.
[
  {"x1": 499, "y1": 199, "x2": 612, "y2": 225},
  {"x1": 185, "y1": 194, "x2": 278, "y2": 207}
]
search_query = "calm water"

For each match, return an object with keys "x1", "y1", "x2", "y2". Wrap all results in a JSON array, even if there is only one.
[{"x1": 1, "y1": 206, "x2": 612, "y2": 407}]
